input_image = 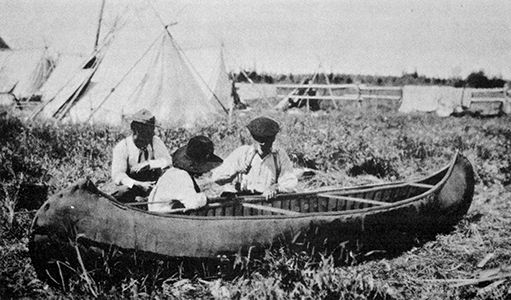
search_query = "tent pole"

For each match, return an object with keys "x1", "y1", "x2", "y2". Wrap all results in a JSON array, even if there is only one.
[
  {"x1": 228, "y1": 102, "x2": 234, "y2": 126},
  {"x1": 302, "y1": 68, "x2": 319, "y2": 111},
  {"x1": 322, "y1": 68, "x2": 338, "y2": 109},
  {"x1": 240, "y1": 69, "x2": 273, "y2": 107},
  {"x1": 94, "y1": 0, "x2": 106, "y2": 52}
]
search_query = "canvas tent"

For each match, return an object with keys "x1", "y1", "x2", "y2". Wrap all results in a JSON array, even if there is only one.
[
  {"x1": 209, "y1": 46, "x2": 232, "y2": 111},
  {"x1": 35, "y1": 53, "x2": 87, "y2": 103},
  {"x1": 0, "y1": 48, "x2": 55, "y2": 102},
  {"x1": 36, "y1": 27, "x2": 230, "y2": 128},
  {"x1": 13, "y1": 51, "x2": 56, "y2": 100}
]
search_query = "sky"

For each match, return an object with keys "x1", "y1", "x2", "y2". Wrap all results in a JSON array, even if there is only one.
[{"x1": 1, "y1": 0, "x2": 510, "y2": 79}]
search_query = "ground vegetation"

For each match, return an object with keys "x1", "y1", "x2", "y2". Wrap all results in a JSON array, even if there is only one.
[{"x1": 1, "y1": 102, "x2": 510, "y2": 299}]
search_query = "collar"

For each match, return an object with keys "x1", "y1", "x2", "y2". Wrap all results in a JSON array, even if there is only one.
[
  {"x1": 130, "y1": 135, "x2": 153, "y2": 152},
  {"x1": 253, "y1": 144, "x2": 278, "y2": 156}
]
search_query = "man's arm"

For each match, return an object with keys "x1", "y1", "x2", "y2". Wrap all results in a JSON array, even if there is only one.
[
  {"x1": 111, "y1": 141, "x2": 137, "y2": 188},
  {"x1": 212, "y1": 146, "x2": 254, "y2": 185},
  {"x1": 148, "y1": 136, "x2": 172, "y2": 169},
  {"x1": 276, "y1": 150, "x2": 298, "y2": 193},
  {"x1": 148, "y1": 169, "x2": 206, "y2": 212}
]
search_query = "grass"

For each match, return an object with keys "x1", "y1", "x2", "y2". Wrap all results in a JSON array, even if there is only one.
[{"x1": 1, "y1": 102, "x2": 510, "y2": 299}]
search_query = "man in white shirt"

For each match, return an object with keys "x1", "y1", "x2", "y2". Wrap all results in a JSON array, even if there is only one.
[
  {"x1": 148, "y1": 136, "x2": 223, "y2": 212},
  {"x1": 212, "y1": 117, "x2": 298, "y2": 200},
  {"x1": 111, "y1": 109, "x2": 172, "y2": 203}
]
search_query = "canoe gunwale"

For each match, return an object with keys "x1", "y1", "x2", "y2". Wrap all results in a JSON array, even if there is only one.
[{"x1": 106, "y1": 152, "x2": 462, "y2": 220}]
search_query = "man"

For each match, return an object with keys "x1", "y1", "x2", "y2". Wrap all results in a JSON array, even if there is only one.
[
  {"x1": 148, "y1": 136, "x2": 223, "y2": 212},
  {"x1": 212, "y1": 116, "x2": 297, "y2": 199},
  {"x1": 111, "y1": 109, "x2": 172, "y2": 203}
]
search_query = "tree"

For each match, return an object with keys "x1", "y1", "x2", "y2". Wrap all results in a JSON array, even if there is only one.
[
  {"x1": 465, "y1": 71, "x2": 506, "y2": 88},
  {"x1": 465, "y1": 71, "x2": 490, "y2": 88}
]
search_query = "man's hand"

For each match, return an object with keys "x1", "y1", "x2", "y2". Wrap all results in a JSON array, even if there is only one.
[
  {"x1": 135, "y1": 180, "x2": 155, "y2": 193},
  {"x1": 186, "y1": 194, "x2": 208, "y2": 210},
  {"x1": 131, "y1": 161, "x2": 150, "y2": 173},
  {"x1": 262, "y1": 185, "x2": 278, "y2": 201}
]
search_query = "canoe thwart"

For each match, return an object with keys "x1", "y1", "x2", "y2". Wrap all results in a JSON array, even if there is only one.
[
  {"x1": 242, "y1": 203, "x2": 301, "y2": 215},
  {"x1": 317, "y1": 193, "x2": 390, "y2": 206},
  {"x1": 408, "y1": 182, "x2": 435, "y2": 189}
]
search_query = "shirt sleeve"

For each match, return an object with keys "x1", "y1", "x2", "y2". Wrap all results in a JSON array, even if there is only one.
[
  {"x1": 111, "y1": 140, "x2": 136, "y2": 188},
  {"x1": 148, "y1": 169, "x2": 207, "y2": 212},
  {"x1": 148, "y1": 136, "x2": 172, "y2": 170},
  {"x1": 211, "y1": 146, "x2": 249, "y2": 184},
  {"x1": 276, "y1": 149, "x2": 298, "y2": 193}
]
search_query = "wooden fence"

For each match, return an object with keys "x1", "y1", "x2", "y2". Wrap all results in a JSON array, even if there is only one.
[
  {"x1": 464, "y1": 87, "x2": 510, "y2": 115},
  {"x1": 466, "y1": 87, "x2": 508, "y2": 102},
  {"x1": 275, "y1": 84, "x2": 402, "y2": 102}
]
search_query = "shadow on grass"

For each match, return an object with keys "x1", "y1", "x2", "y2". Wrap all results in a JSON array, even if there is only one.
[{"x1": 28, "y1": 223, "x2": 457, "y2": 293}]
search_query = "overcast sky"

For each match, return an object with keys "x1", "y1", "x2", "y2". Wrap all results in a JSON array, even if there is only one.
[{"x1": 1, "y1": 0, "x2": 510, "y2": 78}]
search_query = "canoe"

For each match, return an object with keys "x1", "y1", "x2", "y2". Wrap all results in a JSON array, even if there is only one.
[{"x1": 29, "y1": 152, "x2": 474, "y2": 280}]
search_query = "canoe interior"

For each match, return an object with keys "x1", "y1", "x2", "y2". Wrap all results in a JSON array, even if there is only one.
[{"x1": 135, "y1": 165, "x2": 448, "y2": 217}]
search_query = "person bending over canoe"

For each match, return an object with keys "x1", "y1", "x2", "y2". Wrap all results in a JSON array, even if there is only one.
[
  {"x1": 111, "y1": 109, "x2": 172, "y2": 203},
  {"x1": 148, "y1": 136, "x2": 223, "y2": 212},
  {"x1": 212, "y1": 116, "x2": 298, "y2": 200}
]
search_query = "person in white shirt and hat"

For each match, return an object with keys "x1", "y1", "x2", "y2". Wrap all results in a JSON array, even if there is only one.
[
  {"x1": 212, "y1": 116, "x2": 297, "y2": 200},
  {"x1": 148, "y1": 135, "x2": 223, "y2": 212},
  {"x1": 111, "y1": 109, "x2": 172, "y2": 203}
]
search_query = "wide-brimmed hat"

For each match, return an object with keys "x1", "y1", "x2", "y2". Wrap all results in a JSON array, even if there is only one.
[
  {"x1": 172, "y1": 136, "x2": 223, "y2": 174},
  {"x1": 128, "y1": 109, "x2": 156, "y2": 126},
  {"x1": 246, "y1": 117, "x2": 280, "y2": 139}
]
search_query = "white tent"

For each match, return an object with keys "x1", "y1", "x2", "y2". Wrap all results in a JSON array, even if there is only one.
[
  {"x1": 0, "y1": 48, "x2": 55, "y2": 100},
  {"x1": 37, "y1": 53, "x2": 87, "y2": 102},
  {"x1": 209, "y1": 46, "x2": 232, "y2": 111},
  {"x1": 36, "y1": 26, "x2": 230, "y2": 128}
]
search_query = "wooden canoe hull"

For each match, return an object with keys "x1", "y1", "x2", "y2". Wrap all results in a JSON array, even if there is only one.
[{"x1": 29, "y1": 152, "x2": 474, "y2": 278}]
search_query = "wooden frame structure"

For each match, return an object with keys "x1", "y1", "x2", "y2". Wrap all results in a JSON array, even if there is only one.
[{"x1": 276, "y1": 83, "x2": 510, "y2": 114}]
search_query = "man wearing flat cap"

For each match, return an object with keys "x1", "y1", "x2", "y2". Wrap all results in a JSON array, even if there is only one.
[
  {"x1": 111, "y1": 109, "x2": 172, "y2": 203},
  {"x1": 148, "y1": 135, "x2": 223, "y2": 212},
  {"x1": 212, "y1": 116, "x2": 297, "y2": 199}
]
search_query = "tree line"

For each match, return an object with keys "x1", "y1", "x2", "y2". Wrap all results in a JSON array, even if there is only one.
[{"x1": 233, "y1": 70, "x2": 507, "y2": 88}]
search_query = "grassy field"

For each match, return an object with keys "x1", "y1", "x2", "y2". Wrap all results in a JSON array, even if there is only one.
[{"x1": 1, "y1": 102, "x2": 510, "y2": 299}]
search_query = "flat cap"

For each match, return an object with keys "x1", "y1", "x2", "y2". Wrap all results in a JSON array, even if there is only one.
[
  {"x1": 129, "y1": 109, "x2": 155, "y2": 126},
  {"x1": 246, "y1": 117, "x2": 280, "y2": 138}
]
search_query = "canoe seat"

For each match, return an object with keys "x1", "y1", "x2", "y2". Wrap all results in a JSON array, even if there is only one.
[{"x1": 317, "y1": 193, "x2": 390, "y2": 207}]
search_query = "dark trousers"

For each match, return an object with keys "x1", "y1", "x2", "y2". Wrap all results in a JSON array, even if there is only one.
[
  {"x1": 111, "y1": 169, "x2": 162, "y2": 203},
  {"x1": 112, "y1": 185, "x2": 152, "y2": 203}
]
